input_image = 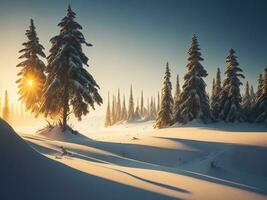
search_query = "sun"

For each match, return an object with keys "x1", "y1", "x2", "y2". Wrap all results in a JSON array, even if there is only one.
[{"x1": 27, "y1": 79, "x2": 34, "y2": 87}]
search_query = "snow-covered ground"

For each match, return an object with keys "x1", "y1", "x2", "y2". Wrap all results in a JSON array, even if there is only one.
[{"x1": 1, "y1": 118, "x2": 267, "y2": 200}]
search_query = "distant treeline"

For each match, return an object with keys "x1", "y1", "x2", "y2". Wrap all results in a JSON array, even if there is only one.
[{"x1": 105, "y1": 35, "x2": 267, "y2": 128}]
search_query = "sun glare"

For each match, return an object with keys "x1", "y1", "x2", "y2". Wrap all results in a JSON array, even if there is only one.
[{"x1": 27, "y1": 79, "x2": 33, "y2": 87}]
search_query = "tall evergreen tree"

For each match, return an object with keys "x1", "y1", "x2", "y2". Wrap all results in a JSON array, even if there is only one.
[
  {"x1": 134, "y1": 100, "x2": 141, "y2": 119},
  {"x1": 144, "y1": 98, "x2": 150, "y2": 120},
  {"x1": 111, "y1": 95, "x2": 116, "y2": 125},
  {"x1": 215, "y1": 68, "x2": 222, "y2": 95},
  {"x1": 219, "y1": 49, "x2": 245, "y2": 122},
  {"x1": 256, "y1": 73, "x2": 263, "y2": 101},
  {"x1": 157, "y1": 91, "x2": 160, "y2": 113},
  {"x1": 211, "y1": 68, "x2": 222, "y2": 120},
  {"x1": 140, "y1": 90, "x2": 144, "y2": 117},
  {"x1": 176, "y1": 35, "x2": 210, "y2": 124},
  {"x1": 242, "y1": 81, "x2": 251, "y2": 121},
  {"x1": 121, "y1": 95, "x2": 127, "y2": 120},
  {"x1": 127, "y1": 85, "x2": 135, "y2": 121},
  {"x1": 104, "y1": 92, "x2": 112, "y2": 127},
  {"x1": 2, "y1": 90, "x2": 10, "y2": 123},
  {"x1": 155, "y1": 62, "x2": 173, "y2": 128},
  {"x1": 250, "y1": 85, "x2": 256, "y2": 106},
  {"x1": 40, "y1": 5, "x2": 102, "y2": 130},
  {"x1": 150, "y1": 96, "x2": 157, "y2": 120},
  {"x1": 252, "y1": 68, "x2": 267, "y2": 122},
  {"x1": 173, "y1": 74, "x2": 181, "y2": 120},
  {"x1": 116, "y1": 89, "x2": 122, "y2": 121},
  {"x1": 16, "y1": 19, "x2": 46, "y2": 113},
  {"x1": 211, "y1": 78, "x2": 216, "y2": 105}
]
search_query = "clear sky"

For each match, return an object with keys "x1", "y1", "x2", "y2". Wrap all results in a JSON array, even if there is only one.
[{"x1": 0, "y1": 0, "x2": 267, "y2": 116}]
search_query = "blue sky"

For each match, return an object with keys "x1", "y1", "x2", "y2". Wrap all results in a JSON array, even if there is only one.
[{"x1": 0, "y1": 0, "x2": 266, "y2": 114}]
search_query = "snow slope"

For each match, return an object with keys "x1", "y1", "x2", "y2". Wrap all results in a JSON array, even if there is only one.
[
  {"x1": 18, "y1": 120, "x2": 267, "y2": 200},
  {"x1": 0, "y1": 119, "x2": 181, "y2": 200}
]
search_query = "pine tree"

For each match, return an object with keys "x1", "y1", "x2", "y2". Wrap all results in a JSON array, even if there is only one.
[
  {"x1": 256, "y1": 73, "x2": 263, "y2": 101},
  {"x1": 145, "y1": 98, "x2": 150, "y2": 119},
  {"x1": 155, "y1": 62, "x2": 173, "y2": 128},
  {"x1": 149, "y1": 96, "x2": 157, "y2": 120},
  {"x1": 211, "y1": 68, "x2": 222, "y2": 120},
  {"x1": 2, "y1": 90, "x2": 10, "y2": 123},
  {"x1": 250, "y1": 85, "x2": 256, "y2": 106},
  {"x1": 252, "y1": 68, "x2": 267, "y2": 122},
  {"x1": 219, "y1": 49, "x2": 245, "y2": 122},
  {"x1": 242, "y1": 81, "x2": 251, "y2": 121},
  {"x1": 140, "y1": 90, "x2": 144, "y2": 117},
  {"x1": 153, "y1": 96, "x2": 157, "y2": 117},
  {"x1": 121, "y1": 95, "x2": 127, "y2": 120},
  {"x1": 116, "y1": 89, "x2": 122, "y2": 122},
  {"x1": 111, "y1": 95, "x2": 116, "y2": 125},
  {"x1": 40, "y1": 5, "x2": 102, "y2": 130},
  {"x1": 173, "y1": 74, "x2": 181, "y2": 120},
  {"x1": 104, "y1": 92, "x2": 112, "y2": 127},
  {"x1": 211, "y1": 78, "x2": 216, "y2": 105},
  {"x1": 215, "y1": 68, "x2": 222, "y2": 95},
  {"x1": 127, "y1": 85, "x2": 135, "y2": 121},
  {"x1": 16, "y1": 19, "x2": 46, "y2": 114},
  {"x1": 134, "y1": 100, "x2": 141, "y2": 119},
  {"x1": 175, "y1": 35, "x2": 210, "y2": 124},
  {"x1": 157, "y1": 91, "x2": 160, "y2": 113}
]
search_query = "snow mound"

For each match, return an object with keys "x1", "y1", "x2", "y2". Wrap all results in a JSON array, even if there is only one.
[{"x1": 37, "y1": 126, "x2": 90, "y2": 143}]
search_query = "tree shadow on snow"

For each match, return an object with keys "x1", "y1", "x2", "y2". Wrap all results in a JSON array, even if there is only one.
[
  {"x1": 78, "y1": 137, "x2": 267, "y2": 196},
  {"x1": 172, "y1": 122, "x2": 267, "y2": 132}
]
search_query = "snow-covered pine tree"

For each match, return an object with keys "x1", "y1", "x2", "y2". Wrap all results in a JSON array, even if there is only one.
[
  {"x1": 173, "y1": 74, "x2": 181, "y2": 121},
  {"x1": 215, "y1": 68, "x2": 222, "y2": 95},
  {"x1": 111, "y1": 95, "x2": 116, "y2": 125},
  {"x1": 2, "y1": 90, "x2": 10, "y2": 123},
  {"x1": 153, "y1": 96, "x2": 157, "y2": 117},
  {"x1": 40, "y1": 5, "x2": 102, "y2": 130},
  {"x1": 149, "y1": 96, "x2": 156, "y2": 120},
  {"x1": 157, "y1": 91, "x2": 160, "y2": 113},
  {"x1": 219, "y1": 49, "x2": 245, "y2": 122},
  {"x1": 211, "y1": 68, "x2": 222, "y2": 120},
  {"x1": 134, "y1": 100, "x2": 141, "y2": 119},
  {"x1": 121, "y1": 95, "x2": 127, "y2": 120},
  {"x1": 145, "y1": 98, "x2": 150, "y2": 119},
  {"x1": 250, "y1": 85, "x2": 256, "y2": 106},
  {"x1": 104, "y1": 92, "x2": 112, "y2": 127},
  {"x1": 176, "y1": 35, "x2": 210, "y2": 124},
  {"x1": 16, "y1": 19, "x2": 46, "y2": 114},
  {"x1": 252, "y1": 68, "x2": 267, "y2": 122},
  {"x1": 256, "y1": 73, "x2": 263, "y2": 101},
  {"x1": 155, "y1": 62, "x2": 173, "y2": 128},
  {"x1": 242, "y1": 81, "x2": 251, "y2": 121},
  {"x1": 140, "y1": 90, "x2": 144, "y2": 117},
  {"x1": 116, "y1": 89, "x2": 122, "y2": 122},
  {"x1": 211, "y1": 78, "x2": 216, "y2": 105},
  {"x1": 127, "y1": 85, "x2": 135, "y2": 121}
]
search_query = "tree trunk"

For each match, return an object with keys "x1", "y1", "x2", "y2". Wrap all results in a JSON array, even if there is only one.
[{"x1": 62, "y1": 83, "x2": 69, "y2": 131}]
